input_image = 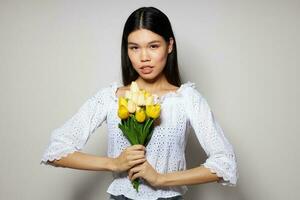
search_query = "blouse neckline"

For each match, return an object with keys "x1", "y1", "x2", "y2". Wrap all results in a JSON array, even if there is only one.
[{"x1": 109, "y1": 81, "x2": 196, "y2": 104}]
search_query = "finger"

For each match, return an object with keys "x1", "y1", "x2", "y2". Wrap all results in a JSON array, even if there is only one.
[
  {"x1": 126, "y1": 151, "x2": 145, "y2": 159},
  {"x1": 130, "y1": 164, "x2": 143, "y2": 173},
  {"x1": 129, "y1": 158, "x2": 146, "y2": 166},
  {"x1": 131, "y1": 172, "x2": 141, "y2": 181},
  {"x1": 130, "y1": 158, "x2": 146, "y2": 168},
  {"x1": 130, "y1": 144, "x2": 146, "y2": 151},
  {"x1": 128, "y1": 165, "x2": 141, "y2": 179},
  {"x1": 128, "y1": 169, "x2": 135, "y2": 180},
  {"x1": 129, "y1": 150, "x2": 146, "y2": 156},
  {"x1": 128, "y1": 154, "x2": 145, "y2": 160}
]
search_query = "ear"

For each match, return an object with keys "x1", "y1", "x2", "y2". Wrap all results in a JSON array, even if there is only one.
[{"x1": 168, "y1": 37, "x2": 174, "y2": 54}]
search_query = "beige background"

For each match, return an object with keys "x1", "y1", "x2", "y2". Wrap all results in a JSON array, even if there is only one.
[{"x1": 0, "y1": 0, "x2": 299, "y2": 200}]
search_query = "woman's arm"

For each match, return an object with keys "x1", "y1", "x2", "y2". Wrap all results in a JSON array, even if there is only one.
[
  {"x1": 49, "y1": 145, "x2": 146, "y2": 172},
  {"x1": 128, "y1": 160, "x2": 221, "y2": 187},
  {"x1": 48, "y1": 151, "x2": 115, "y2": 171},
  {"x1": 41, "y1": 88, "x2": 110, "y2": 167},
  {"x1": 182, "y1": 87, "x2": 238, "y2": 186},
  {"x1": 157, "y1": 166, "x2": 221, "y2": 187}
]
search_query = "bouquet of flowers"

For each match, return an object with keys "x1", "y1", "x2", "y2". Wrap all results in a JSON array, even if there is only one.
[{"x1": 117, "y1": 81, "x2": 161, "y2": 192}]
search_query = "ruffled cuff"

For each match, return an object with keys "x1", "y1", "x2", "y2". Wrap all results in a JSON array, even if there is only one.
[
  {"x1": 40, "y1": 146, "x2": 79, "y2": 167},
  {"x1": 201, "y1": 155, "x2": 238, "y2": 186}
]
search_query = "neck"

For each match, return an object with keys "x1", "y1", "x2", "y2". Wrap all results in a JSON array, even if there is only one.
[{"x1": 135, "y1": 73, "x2": 169, "y2": 92}]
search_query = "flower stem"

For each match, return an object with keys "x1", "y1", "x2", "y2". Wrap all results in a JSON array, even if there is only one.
[{"x1": 132, "y1": 178, "x2": 140, "y2": 192}]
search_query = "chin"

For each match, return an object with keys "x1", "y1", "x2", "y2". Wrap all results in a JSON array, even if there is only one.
[
  {"x1": 139, "y1": 74, "x2": 157, "y2": 81},
  {"x1": 140, "y1": 74, "x2": 154, "y2": 79}
]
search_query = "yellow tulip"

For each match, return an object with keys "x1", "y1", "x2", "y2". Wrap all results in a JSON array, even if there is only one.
[
  {"x1": 137, "y1": 93, "x2": 146, "y2": 106},
  {"x1": 118, "y1": 105, "x2": 129, "y2": 119},
  {"x1": 136, "y1": 106, "x2": 141, "y2": 111},
  {"x1": 145, "y1": 96, "x2": 154, "y2": 105},
  {"x1": 130, "y1": 81, "x2": 139, "y2": 93},
  {"x1": 135, "y1": 108, "x2": 146, "y2": 123},
  {"x1": 118, "y1": 97, "x2": 128, "y2": 107},
  {"x1": 127, "y1": 99, "x2": 136, "y2": 113},
  {"x1": 125, "y1": 90, "x2": 132, "y2": 99},
  {"x1": 131, "y1": 92, "x2": 139, "y2": 104},
  {"x1": 144, "y1": 91, "x2": 151, "y2": 98},
  {"x1": 146, "y1": 104, "x2": 161, "y2": 119}
]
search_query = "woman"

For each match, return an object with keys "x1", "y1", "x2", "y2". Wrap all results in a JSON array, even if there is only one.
[{"x1": 41, "y1": 7, "x2": 238, "y2": 200}]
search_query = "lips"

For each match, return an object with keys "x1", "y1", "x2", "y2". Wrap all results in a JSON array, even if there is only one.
[
  {"x1": 140, "y1": 65, "x2": 153, "y2": 69},
  {"x1": 140, "y1": 65, "x2": 153, "y2": 74}
]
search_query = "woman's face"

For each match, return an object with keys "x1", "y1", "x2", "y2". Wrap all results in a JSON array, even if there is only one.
[{"x1": 127, "y1": 29, "x2": 173, "y2": 80}]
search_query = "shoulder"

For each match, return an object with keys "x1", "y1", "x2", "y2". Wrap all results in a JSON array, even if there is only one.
[
  {"x1": 180, "y1": 81, "x2": 211, "y2": 111},
  {"x1": 115, "y1": 85, "x2": 130, "y2": 98},
  {"x1": 165, "y1": 83, "x2": 180, "y2": 91},
  {"x1": 93, "y1": 81, "x2": 122, "y2": 100},
  {"x1": 180, "y1": 81, "x2": 203, "y2": 99},
  {"x1": 180, "y1": 82, "x2": 212, "y2": 116}
]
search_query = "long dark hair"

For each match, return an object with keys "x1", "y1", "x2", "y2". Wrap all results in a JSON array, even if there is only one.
[{"x1": 121, "y1": 7, "x2": 182, "y2": 86}]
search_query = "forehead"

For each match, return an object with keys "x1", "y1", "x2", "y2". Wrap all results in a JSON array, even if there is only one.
[{"x1": 127, "y1": 29, "x2": 164, "y2": 44}]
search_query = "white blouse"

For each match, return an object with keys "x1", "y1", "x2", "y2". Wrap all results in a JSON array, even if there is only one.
[{"x1": 40, "y1": 81, "x2": 238, "y2": 200}]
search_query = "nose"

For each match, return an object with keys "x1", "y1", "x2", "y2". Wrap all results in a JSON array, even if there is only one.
[{"x1": 140, "y1": 48, "x2": 150, "y2": 62}]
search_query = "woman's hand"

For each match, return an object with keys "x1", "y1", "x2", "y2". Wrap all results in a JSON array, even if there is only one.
[
  {"x1": 111, "y1": 144, "x2": 146, "y2": 173},
  {"x1": 128, "y1": 160, "x2": 163, "y2": 187}
]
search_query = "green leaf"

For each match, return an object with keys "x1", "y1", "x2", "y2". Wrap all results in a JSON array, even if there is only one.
[
  {"x1": 139, "y1": 118, "x2": 148, "y2": 144},
  {"x1": 118, "y1": 119, "x2": 139, "y2": 145},
  {"x1": 132, "y1": 178, "x2": 140, "y2": 192},
  {"x1": 144, "y1": 120, "x2": 155, "y2": 146},
  {"x1": 142, "y1": 118, "x2": 150, "y2": 133},
  {"x1": 118, "y1": 115, "x2": 157, "y2": 147},
  {"x1": 146, "y1": 118, "x2": 154, "y2": 131}
]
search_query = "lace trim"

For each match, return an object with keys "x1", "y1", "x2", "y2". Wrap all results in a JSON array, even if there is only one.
[
  {"x1": 110, "y1": 82, "x2": 123, "y2": 102},
  {"x1": 40, "y1": 148, "x2": 78, "y2": 166},
  {"x1": 109, "y1": 81, "x2": 196, "y2": 103},
  {"x1": 201, "y1": 162, "x2": 237, "y2": 186}
]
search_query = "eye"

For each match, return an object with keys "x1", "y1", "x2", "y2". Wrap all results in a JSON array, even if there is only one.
[
  {"x1": 150, "y1": 45, "x2": 159, "y2": 49},
  {"x1": 129, "y1": 46, "x2": 138, "y2": 50}
]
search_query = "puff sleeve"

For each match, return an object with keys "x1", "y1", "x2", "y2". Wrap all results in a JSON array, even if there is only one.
[
  {"x1": 40, "y1": 87, "x2": 111, "y2": 166},
  {"x1": 185, "y1": 86, "x2": 238, "y2": 186}
]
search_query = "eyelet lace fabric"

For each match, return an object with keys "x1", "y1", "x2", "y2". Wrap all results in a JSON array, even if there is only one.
[{"x1": 40, "y1": 81, "x2": 238, "y2": 200}]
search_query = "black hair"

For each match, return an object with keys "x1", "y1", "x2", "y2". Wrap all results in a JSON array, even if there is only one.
[{"x1": 121, "y1": 7, "x2": 182, "y2": 86}]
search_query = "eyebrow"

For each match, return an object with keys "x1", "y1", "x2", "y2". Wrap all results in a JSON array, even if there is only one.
[{"x1": 128, "y1": 40, "x2": 161, "y2": 45}]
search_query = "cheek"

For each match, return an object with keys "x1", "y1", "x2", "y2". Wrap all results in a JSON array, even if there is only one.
[
  {"x1": 128, "y1": 52, "x2": 139, "y2": 67},
  {"x1": 151, "y1": 50, "x2": 168, "y2": 64}
]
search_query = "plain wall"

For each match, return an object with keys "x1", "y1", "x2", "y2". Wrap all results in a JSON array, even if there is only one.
[{"x1": 0, "y1": 0, "x2": 299, "y2": 200}]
